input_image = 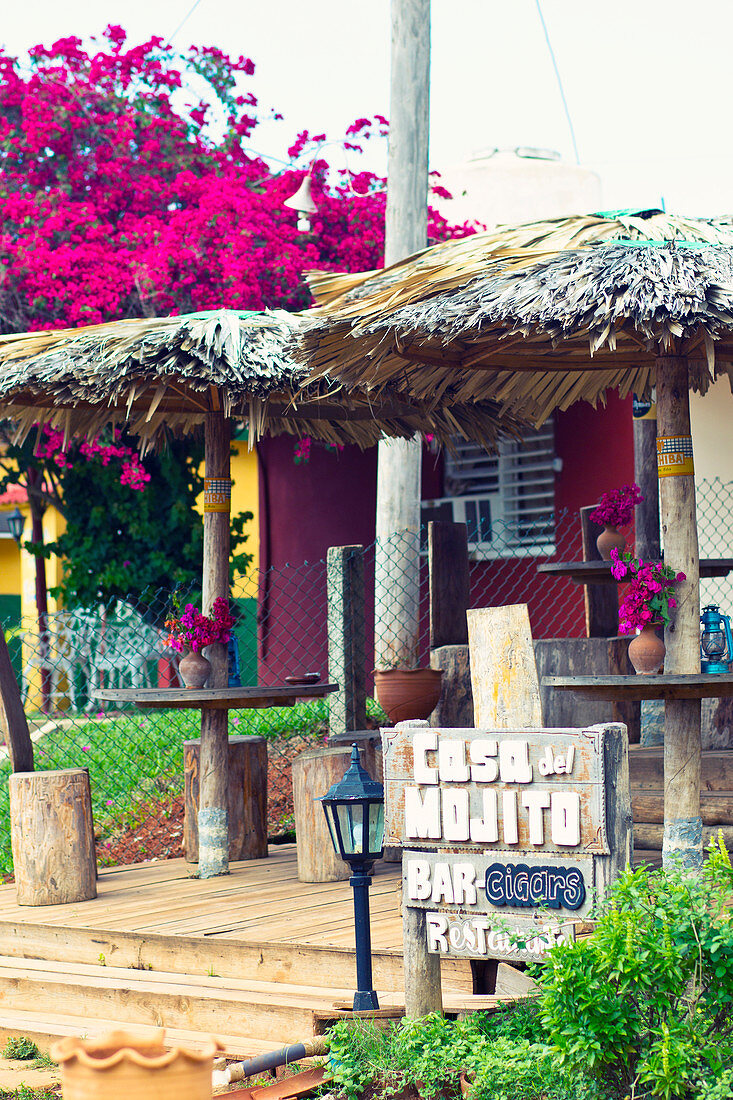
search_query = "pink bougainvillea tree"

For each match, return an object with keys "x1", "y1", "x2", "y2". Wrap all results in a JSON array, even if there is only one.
[{"x1": 0, "y1": 26, "x2": 472, "y2": 697}]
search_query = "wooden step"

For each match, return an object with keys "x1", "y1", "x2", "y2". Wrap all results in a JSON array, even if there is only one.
[
  {"x1": 632, "y1": 790, "x2": 733, "y2": 825},
  {"x1": 0, "y1": 955, "x2": 404, "y2": 1047},
  {"x1": 0, "y1": 921, "x2": 472, "y2": 995},
  {"x1": 629, "y1": 747, "x2": 733, "y2": 791},
  {"x1": 0, "y1": 1009, "x2": 286, "y2": 1059}
]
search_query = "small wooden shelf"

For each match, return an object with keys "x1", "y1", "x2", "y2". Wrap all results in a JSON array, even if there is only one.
[
  {"x1": 92, "y1": 683, "x2": 339, "y2": 711},
  {"x1": 543, "y1": 673, "x2": 733, "y2": 702},
  {"x1": 537, "y1": 559, "x2": 733, "y2": 585}
]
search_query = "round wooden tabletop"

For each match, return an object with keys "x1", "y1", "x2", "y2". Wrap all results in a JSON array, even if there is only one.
[
  {"x1": 92, "y1": 683, "x2": 339, "y2": 710},
  {"x1": 543, "y1": 673, "x2": 733, "y2": 701},
  {"x1": 537, "y1": 559, "x2": 733, "y2": 584}
]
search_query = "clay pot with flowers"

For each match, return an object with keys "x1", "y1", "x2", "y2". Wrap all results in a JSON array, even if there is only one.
[
  {"x1": 610, "y1": 548, "x2": 686, "y2": 673},
  {"x1": 589, "y1": 483, "x2": 644, "y2": 559},
  {"x1": 164, "y1": 597, "x2": 235, "y2": 688}
]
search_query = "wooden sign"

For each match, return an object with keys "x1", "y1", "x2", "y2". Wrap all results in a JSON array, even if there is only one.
[{"x1": 383, "y1": 723, "x2": 631, "y2": 965}]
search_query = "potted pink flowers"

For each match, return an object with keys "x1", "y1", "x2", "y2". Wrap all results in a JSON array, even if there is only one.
[
  {"x1": 610, "y1": 548, "x2": 686, "y2": 673},
  {"x1": 164, "y1": 597, "x2": 235, "y2": 688},
  {"x1": 589, "y1": 483, "x2": 644, "y2": 559}
]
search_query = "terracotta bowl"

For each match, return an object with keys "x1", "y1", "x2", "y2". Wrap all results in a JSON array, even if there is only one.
[{"x1": 373, "y1": 667, "x2": 443, "y2": 724}]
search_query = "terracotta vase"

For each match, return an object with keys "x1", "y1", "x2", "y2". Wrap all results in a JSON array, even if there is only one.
[
  {"x1": 178, "y1": 650, "x2": 211, "y2": 689},
  {"x1": 628, "y1": 624, "x2": 666, "y2": 674},
  {"x1": 374, "y1": 668, "x2": 443, "y2": 724},
  {"x1": 596, "y1": 524, "x2": 626, "y2": 561},
  {"x1": 51, "y1": 1029, "x2": 221, "y2": 1100}
]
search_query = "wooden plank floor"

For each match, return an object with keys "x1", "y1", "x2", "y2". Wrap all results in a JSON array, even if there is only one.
[{"x1": 0, "y1": 845, "x2": 405, "y2": 951}]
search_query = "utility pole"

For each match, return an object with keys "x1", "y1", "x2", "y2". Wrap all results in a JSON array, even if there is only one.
[{"x1": 374, "y1": 0, "x2": 431, "y2": 671}]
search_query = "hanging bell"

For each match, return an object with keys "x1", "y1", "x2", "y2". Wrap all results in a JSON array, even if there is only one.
[{"x1": 283, "y1": 174, "x2": 318, "y2": 216}]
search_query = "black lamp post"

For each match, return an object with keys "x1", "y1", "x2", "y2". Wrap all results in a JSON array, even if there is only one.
[
  {"x1": 6, "y1": 507, "x2": 24, "y2": 546},
  {"x1": 318, "y1": 743, "x2": 385, "y2": 1010}
]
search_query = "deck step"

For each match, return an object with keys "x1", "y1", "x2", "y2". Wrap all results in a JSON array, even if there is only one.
[
  {"x1": 0, "y1": 921, "x2": 472, "y2": 995},
  {"x1": 0, "y1": 1009, "x2": 287, "y2": 1059},
  {"x1": 0, "y1": 954, "x2": 403, "y2": 1047}
]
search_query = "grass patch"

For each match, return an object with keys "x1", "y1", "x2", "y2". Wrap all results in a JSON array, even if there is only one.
[{"x1": 0, "y1": 697, "x2": 387, "y2": 876}]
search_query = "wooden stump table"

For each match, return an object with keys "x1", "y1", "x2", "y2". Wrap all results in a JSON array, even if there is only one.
[
  {"x1": 93, "y1": 683, "x2": 337, "y2": 877},
  {"x1": 9, "y1": 768, "x2": 97, "y2": 905},
  {"x1": 183, "y1": 735, "x2": 268, "y2": 862}
]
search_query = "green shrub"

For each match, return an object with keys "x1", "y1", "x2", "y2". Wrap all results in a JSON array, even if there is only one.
[
  {"x1": 538, "y1": 834, "x2": 733, "y2": 1099},
  {"x1": 2, "y1": 1037, "x2": 39, "y2": 1060}
]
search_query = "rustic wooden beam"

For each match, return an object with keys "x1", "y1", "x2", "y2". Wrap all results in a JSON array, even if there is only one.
[
  {"x1": 656, "y1": 355, "x2": 702, "y2": 870},
  {"x1": 327, "y1": 545, "x2": 367, "y2": 737}
]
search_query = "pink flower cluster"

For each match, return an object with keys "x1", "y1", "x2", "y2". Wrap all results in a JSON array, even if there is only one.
[
  {"x1": 36, "y1": 425, "x2": 150, "y2": 491},
  {"x1": 589, "y1": 484, "x2": 644, "y2": 528},
  {"x1": 164, "y1": 597, "x2": 235, "y2": 653},
  {"x1": 0, "y1": 29, "x2": 473, "y2": 335},
  {"x1": 610, "y1": 548, "x2": 686, "y2": 633}
]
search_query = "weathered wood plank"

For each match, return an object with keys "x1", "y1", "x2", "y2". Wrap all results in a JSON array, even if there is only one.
[
  {"x1": 327, "y1": 545, "x2": 367, "y2": 736},
  {"x1": 429, "y1": 521, "x2": 470, "y2": 648},
  {"x1": 535, "y1": 637, "x2": 640, "y2": 742},
  {"x1": 467, "y1": 605, "x2": 542, "y2": 728},
  {"x1": 429, "y1": 645, "x2": 473, "y2": 727}
]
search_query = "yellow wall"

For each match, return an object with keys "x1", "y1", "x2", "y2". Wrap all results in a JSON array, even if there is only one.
[{"x1": 195, "y1": 442, "x2": 259, "y2": 587}]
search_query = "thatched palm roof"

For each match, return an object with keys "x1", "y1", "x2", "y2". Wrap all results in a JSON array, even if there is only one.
[
  {"x1": 0, "y1": 307, "x2": 520, "y2": 451},
  {"x1": 298, "y1": 212, "x2": 733, "y2": 425}
]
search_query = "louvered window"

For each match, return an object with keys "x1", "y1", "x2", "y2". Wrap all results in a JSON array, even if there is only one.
[{"x1": 422, "y1": 424, "x2": 557, "y2": 557}]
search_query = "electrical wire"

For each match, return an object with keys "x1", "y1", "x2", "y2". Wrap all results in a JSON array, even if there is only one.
[
  {"x1": 169, "y1": 0, "x2": 205, "y2": 44},
  {"x1": 534, "y1": 0, "x2": 580, "y2": 166}
]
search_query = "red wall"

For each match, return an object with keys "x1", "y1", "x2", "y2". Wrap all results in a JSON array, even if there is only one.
[{"x1": 255, "y1": 400, "x2": 637, "y2": 682}]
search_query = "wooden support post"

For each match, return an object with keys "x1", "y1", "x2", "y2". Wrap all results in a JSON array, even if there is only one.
[
  {"x1": 580, "y1": 506, "x2": 619, "y2": 638},
  {"x1": 595, "y1": 724, "x2": 634, "y2": 897},
  {"x1": 634, "y1": 416, "x2": 661, "y2": 559},
  {"x1": 327, "y1": 545, "x2": 366, "y2": 737},
  {"x1": 466, "y1": 605, "x2": 542, "y2": 728},
  {"x1": 374, "y1": 0, "x2": 430, "y2": 674},
  {"x1": 403, "y1": 905, "x2": 443, "y2": 1018},
  {"x1": 0, "y1": 627, "x2": 33, "y2": 772},
  {"x1": 428, "y1": 521, "x2": 470, "y2": 649},
  {"x1": 657, "y1": 356, "x2": 702, "y2": 870},
  {"x1": 199, "y1": 407, "x2": 231, "y2": 878}
]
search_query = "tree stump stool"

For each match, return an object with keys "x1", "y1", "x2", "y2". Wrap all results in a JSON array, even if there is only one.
[
  {"x1": 9, "y1": 768, "x2": 97, "y2": 905},
  {"x1": 293, "y1": 737, "x2": 381, "y2": 883},
  {"x1": 184, "y1": 735, "x2": 268, "y2": 862}
]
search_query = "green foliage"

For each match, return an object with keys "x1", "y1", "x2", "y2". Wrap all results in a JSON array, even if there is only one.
[
  {"x1": 537, "y1": 838, "x2": 733, "y2": 1099},
  {"x1": 327, "y1": 1009, "x2": 587, "y2": 1100},
  {"x1": 2, "y1": 1038, "x2": 39, "y2": 1061}
]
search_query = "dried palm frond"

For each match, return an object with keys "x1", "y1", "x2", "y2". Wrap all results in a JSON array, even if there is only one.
[
  {"x1": 0, "y1": 308, "x2": 521, "y2": 452},
  {"x1": 297, "y1": 219, "x2": 733, "y2": 427}
]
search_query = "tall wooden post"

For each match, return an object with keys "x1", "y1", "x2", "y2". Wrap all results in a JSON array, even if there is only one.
[
  {"x1": 374, "y1": 0, "x2": 430, "y2": 672},
  {"x1": 199, "y1": 406, "x2": 231, "y2": 878},
  {"x1": 327, "y1": 545, "x2": 367, "y2": 736},
  {"x1": 634, "y1": 416, "x2": 661, "y2": 559},
  {"x1": 656, "y1": 357, "x2": 702, "y2": 869}
]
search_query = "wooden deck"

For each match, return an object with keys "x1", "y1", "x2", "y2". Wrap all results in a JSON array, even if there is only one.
[{"x1": 0, "y1": 845, "x2": 473, "y2": 1057}]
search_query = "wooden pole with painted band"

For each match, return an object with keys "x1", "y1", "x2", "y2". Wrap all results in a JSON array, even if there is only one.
[
  {"x1": 656, "y1": 356, "x2": 702, "y2": 870},
  {"x1": 199, "y1": 404, "x2": 232, "y2": 878}
]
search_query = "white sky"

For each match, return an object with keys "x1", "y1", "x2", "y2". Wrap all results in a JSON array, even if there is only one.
[{"x1": 3, "y1": 0, "x2": 731, "y2": 216}]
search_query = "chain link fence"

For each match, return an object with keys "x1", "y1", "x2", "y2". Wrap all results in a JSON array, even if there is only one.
[{"x1": 0, "y1": 479, "x2": 729, "y2": 876}]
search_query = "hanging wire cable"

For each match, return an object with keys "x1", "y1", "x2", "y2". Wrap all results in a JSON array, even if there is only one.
[
  {"x1": 534, "y1": 0, "x2": 580, "y2": 165},
  {"x1": 169, "y1": 0, "x2": 205, "y2": 43}
]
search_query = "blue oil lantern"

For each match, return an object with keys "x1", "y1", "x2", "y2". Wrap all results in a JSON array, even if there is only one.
[{"x1": 700, "y1": 605, "x2": 733, "y2": 674}]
